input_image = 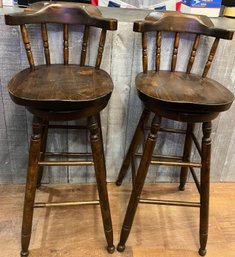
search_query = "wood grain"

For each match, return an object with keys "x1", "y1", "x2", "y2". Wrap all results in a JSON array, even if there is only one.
[
  {"x1": 8, "y1": 65, "x2": 114, "y2": 110},
  {"x1": 63, "y1": 24, "x2": 69, "y2": 65},
  {"x1": 136, "y1": 71, "x2": 234, "y2": 113},
  {"x1": 41, "y1": 23, "x2": 50, "y2": 65},
  {"x1": 0, "y1": 10, "x2": 235, "y2": 183},
  {"x1": 0, "y1": 183, "x2": 235, "y2": 257}
]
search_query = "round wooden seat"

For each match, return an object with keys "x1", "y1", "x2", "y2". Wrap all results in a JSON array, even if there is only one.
[
  {"x1": 136, "y1": 71, "x2": 234, "y2": 113},
  {"x1": 8, "y1": 64, "x2": 113, "y2": 111}
]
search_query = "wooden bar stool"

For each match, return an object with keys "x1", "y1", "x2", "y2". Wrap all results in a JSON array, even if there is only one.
[
  {"x1": 5, "y1": 2, "x2": 117, "y2": 256},
  {"x1": 116, "y1": 12, "x2": 234, "y2": 256}
]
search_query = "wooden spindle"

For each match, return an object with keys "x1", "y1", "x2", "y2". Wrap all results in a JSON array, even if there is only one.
[
  {"x1": 64, "y1": 24, "x2": 69, "y2": 65},
  {"x1": 20, "y1": 25, "x2": 35, "y2": 70},
  {"x1": 80, "y1": 26, "x2": 90, "y2": 66},
  {"x1": 41, "y1": 23, "x2": 50, "y2": 65},
  {"x1": 171, "y1": 32, "x2": 180, "y2": 72},
  {"x1": 202, "y1": 37, "x2": 220, "y2": 78},
  {"x1": 142, "y1": 32, "x2": 148, "y2": 73},
  {"x1": 186, "y1": 34, "x2": 200, "y2": 74},
  {"x1": 95, "y1": 29, "x2": 106, "y2": 69},
  {"x1": 155, "y1": 31, "x2": 161, "y2": 72}
]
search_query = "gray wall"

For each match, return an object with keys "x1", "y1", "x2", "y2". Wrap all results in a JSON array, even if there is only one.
[{"x1": 0, "y1": 7, "x2": 235, "y2": 184}]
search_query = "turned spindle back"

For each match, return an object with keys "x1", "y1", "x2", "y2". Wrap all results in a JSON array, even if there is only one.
[
  {"x1": 5, "y1": 2, "x2": 117, "y2": 70},
  {"x1": 134, "y1": 12, "x2": 233, "y2": 77}
]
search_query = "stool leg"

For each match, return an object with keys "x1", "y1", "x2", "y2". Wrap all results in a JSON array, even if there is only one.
[
  {"x1": 179, "y1": 123, "x2": 195, "y2": 191},
  {"x1": 116, "y1": 108, "x2": 151, "y2": 186},
  {"x1": 37, "y1": 120, "x2": 49, "y2": 188},
  {"x1": 117, "y1": 115, "x2": 161, "y2": 252},
  {"x1": 21, "y1": 117, "x2": 42, "y2": 257},
  {"x1": 88, "y1": 115, "x2": 115, "y2": 254},
  {"x1": 199, "y1": 121, "x2": 212, "y2": 256},
  {"x1": 96, "y1": 114, "x2": 105, "y2": 177}
]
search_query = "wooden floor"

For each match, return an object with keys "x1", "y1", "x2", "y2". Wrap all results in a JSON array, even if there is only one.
[{"x1": 0, "y1": 183, "x2": 235, "y2": 257}]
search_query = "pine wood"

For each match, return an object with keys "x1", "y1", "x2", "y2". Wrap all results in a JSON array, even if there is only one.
[
  {"x1": 96, "y1": 29, "x2": 107, "y2": 69},
  {"x1": 171, "y1": 32, "x2": 180, "y2": 72},
  {"x1": 0, "y1": 183, "x2": 235, "y2": 257},
  {"x1": 134, "y1": 11, "x2": 233, "y2": 78},
  {"x1": 1, "y1": 7, "x2": 235, "y2": 184},
  {"x1": 136, "y1": 71, "x2": 234, "y2": 114},
  {"x1": 5, "y1": 2, "x2": 117, "y2": 30},
  {"x1": 63, "y1": 24, "x2": 69, "y2": 65},
  {"x1": 41, "y1": 23, "x2": 50, "y2": 65},
  {"x1": 202, "y1": 38, "x2": 220, "y2": 78},
  {"x1": 8, "y1": 65, "x2": 114, "y2": 111},
  {"x1": 186, "y1": 34, "x2": 200, "y2": 74},
  {"x1": 80, "y1": 25, "x2": 90, "y2": 66},
  {"x1": 179, "y1": 123, "x2": 195, "y2": 190},
  {"x1": 134, "y1": 12, "x2": 233, "y2": 39},
  {"x1": 155, "y1": 31, "x2": 161, "y2": 72},
  {"x1": 4, "y1": 3, "x2": 118, "y2": 256},
  {"x1": 142, "y1": 32, "x2": 148, "y2": 73},
  {"x1": 20, "y1": 24, "x2": 35, "y2": 70},
  {"x1": 116, "y1": 11, "x2": 234, "y2": 256}
]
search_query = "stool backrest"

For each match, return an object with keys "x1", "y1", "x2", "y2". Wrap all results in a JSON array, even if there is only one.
[
  {"x1": 5, "y1": 2, "x2": 117, "y2": 71},
  {"x1": 133, "y1": 12, "x2": 233, "y2": 77}
]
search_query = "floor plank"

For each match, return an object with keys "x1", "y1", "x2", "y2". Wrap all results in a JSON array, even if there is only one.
[{"x1": 0, "y1": 183, "x2": 234, "y2": 257}]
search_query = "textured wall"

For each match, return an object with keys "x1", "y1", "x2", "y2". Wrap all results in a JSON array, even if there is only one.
[{"x1": 0, "y1": 8, "x2": 235, "y2": 184}]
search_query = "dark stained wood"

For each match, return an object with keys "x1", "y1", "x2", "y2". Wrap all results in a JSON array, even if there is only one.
[
  {"x1": 41, "y1": 23, "x2": 50, "y2": 65},
  {"x1": 199, "y1": 121, "x2": 212, "y2": 256},
  {"x1": 5, "y1": 2, "x2": 117, "y2": 31},
  {"x1": 202, "y1": 37, "x2": 220, "y2": 78},
  {"x1": 21, "y1": 117, "x2": 42, "y2": 257},
  {"x1": 179, "y1": 123, "x2": 195, "y2": 191},
  {"x1": 134, "y1": 11, "x2": 233, "y2": 40},
  {"x1": 171, "y1": 32, "x2": 180, "y2": 72},
  {"x1": 96, "y1": 29, "x2": 107, "y2": 69},
  {"x1": 116, "y1": 11, "x2": 234, "y2": 257},
  {"x1": 116, "y1": 108, "x2": 151, "y2": 186},
  {"x1": 135, "y1": 12, "x2": 233, "y2": 77},
  {"x1": 80, "y1": 25, "x2": 90, "y2": 66},
  {"x1": 142, "y1": 32, "x2": 148, "y2": 73},
  {"x1": 20, "y1": 25, "x2": 35, "y2": 70},
  {"x1": 155, "y1": 31, "x2": 161, "y2": 71},
  {"x1": 117, "y1": 115, "x2": 162, "y2": 253},
  {"x1": 88, "y1": 115, "x2": 115, "y2": 253},
  {"x1": 63, "y1": 24, "x2": 69, "y2": 65},
  {"x1": 135, "y1": 13, "x2": 234, "y2": 114},
  {"x1": 5, "y1": 3, "x2": 117, "y2": 256},
  {"x1": 37, "y1": 121, "x2": 49, "y2": 188},
  {"x1": 8, "y1": 65, "x2": 113, "y2": 110},
  {"x1": 186, "y1": 34, "x2": 200, "y2": 74},
  {"x1": 136, "y1": 71, "x2": 234, "y2": 113}
]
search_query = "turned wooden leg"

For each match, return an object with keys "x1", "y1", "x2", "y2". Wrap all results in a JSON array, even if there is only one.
[
  {"x1": 21, "y1": 117, "x2": 42, "y2": 257},
  {"x1": 37, "y1": 120, "x2": 49, "y2": 188},
  {"x1": 116, "y1": 108, "x2": 150, "y2": 186},
  {"x1": 117, "y1": 115, "x2": 161, "y2": 252},
  {"x1": 199, "y1": 121, "x2": 212, "y2": 256},
  {"x1": 88, "y1": 115, "x2": 115, "y2": 254},
  {"x1": 131, "y1": 154, "x2": 137, "y2": 187},
  {"x1": 96, "y1": 114, "x2": 106, "y2": 178},
  {"x1": 179, "y1": 123, "x2": 195, "y2": 191}
]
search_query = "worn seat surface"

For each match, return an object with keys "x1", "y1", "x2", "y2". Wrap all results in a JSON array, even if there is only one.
[
  {"x1": 136, "y1": 71, "x2": 234, "y2": 113},
  {"x1": 8, "y1": 64, "x2": 113, "y2": 110}
]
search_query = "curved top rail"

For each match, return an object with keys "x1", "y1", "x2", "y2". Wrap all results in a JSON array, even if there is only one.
[
  {"x1": 134, "y1": 11, "x2": 233, "y2": 39},
  {"x1": 5, "y1": 1, "x2": 117, "y2": 30}
]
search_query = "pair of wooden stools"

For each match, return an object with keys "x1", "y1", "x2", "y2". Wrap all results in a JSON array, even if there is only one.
[{"x1": 5, "y1": 3, "x2": 234, "y2": 257}]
